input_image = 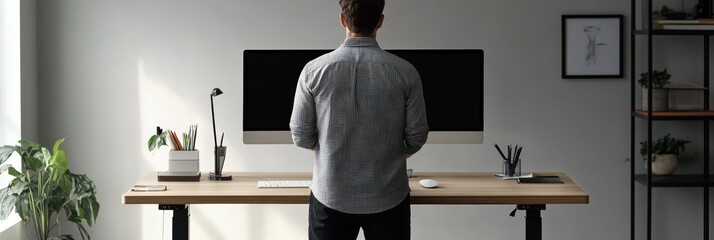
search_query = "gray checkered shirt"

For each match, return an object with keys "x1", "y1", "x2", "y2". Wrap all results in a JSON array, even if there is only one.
[{"x1": 290, "y1": 37, "x2": 429, "y2": 214}]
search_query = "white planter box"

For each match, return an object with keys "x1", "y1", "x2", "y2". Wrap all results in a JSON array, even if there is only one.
[
  {"x1": 668, "y1": 83, "x2": 706, "y2": 111},
  {"x1": 168, "y1": 150, "x2": 199, "y2": 172},
  {"x1": 642, "y1": 88, "x2": 668, "y2": 111}
]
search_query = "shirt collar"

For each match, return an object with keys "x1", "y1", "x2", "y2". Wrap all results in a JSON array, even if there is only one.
[{"x1": 341, "y1": 37, "x2": 380, "y2": 48}]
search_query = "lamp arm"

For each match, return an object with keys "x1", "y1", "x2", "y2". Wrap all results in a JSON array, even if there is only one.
[{"x1": 211, "y1": 95, "x2": 217, "y2": 147}]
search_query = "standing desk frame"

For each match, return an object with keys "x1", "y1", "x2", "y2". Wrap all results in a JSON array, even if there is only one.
[{"x1": 123, "y1": 172, "x2": 589, "y2": 240}]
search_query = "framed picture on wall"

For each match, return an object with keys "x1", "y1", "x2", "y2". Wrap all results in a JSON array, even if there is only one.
[{"x1": 562, "y1": 15, "x2": 623, "y2": 79}]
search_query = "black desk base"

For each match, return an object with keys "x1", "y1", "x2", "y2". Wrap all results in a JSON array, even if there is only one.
[
  {"x1": 159, "y1": 204, "x2": 546, "y2": 240},
  {"x1": 159, "y1": 204, "x2": 189, "y2": 240},
  {"x1": 518, "y1": 204, "x2": 545, "y2": 240}
]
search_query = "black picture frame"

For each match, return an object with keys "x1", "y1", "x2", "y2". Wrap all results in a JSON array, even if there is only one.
[{"x1": 562, "y1": 15, "x2": 623, "y2": 79}]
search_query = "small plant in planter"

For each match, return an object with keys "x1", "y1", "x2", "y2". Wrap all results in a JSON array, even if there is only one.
[
  {"x1": 147, "y1": 126, "x2": 199, "y2": 175},
  {"x1": 638, "y1": 68, "x2": 671, "y2": 111},
  {"x1": 639, "y1": 133, "x2": 690, "y2": 175},
  {"x1": 653, "y1": 5, "x2": 673, "y2": 20},
  {"x1": 638, "y1": 69, "x2": 671, "y2": 89},
  {"x1": 148, "y1": 126, "x2": 169, "y2": 154}
]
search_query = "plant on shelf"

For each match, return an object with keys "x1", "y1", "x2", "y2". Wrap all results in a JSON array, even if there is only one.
[
  {"x1": 0, "y1": 139, "x2": 100, "y2": 240},
  {"x1": 638, "y1": 68, "x2": 671, "y2": 89},
  {"x1": 638, "y1": 68, "x2": 671, "y2": 111},
  {"x1": 639, "y1": 133, "x2": 690, "y2": 175},
  {"x1": 653, "y1": 5, "x2": 673, "y2": 20}
]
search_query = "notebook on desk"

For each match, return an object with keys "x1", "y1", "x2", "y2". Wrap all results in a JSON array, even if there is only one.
[{"x1": 517, "y1": 176, "x2": 562, "y2": 183}]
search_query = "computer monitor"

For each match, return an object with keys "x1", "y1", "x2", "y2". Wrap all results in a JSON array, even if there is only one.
[{"x1": 243, "y1": 49, "x2": 484, "y2": 144}]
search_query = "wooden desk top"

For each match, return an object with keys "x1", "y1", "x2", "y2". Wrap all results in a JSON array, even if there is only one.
[{"x1": 122, "y1": 172, "x2": 589, "y2": 205}]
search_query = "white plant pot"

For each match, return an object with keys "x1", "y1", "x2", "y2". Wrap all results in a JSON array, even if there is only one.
[
  {"x1": 645, "y1": 154, "x2": 678, "y2": 175},
  {"x1": 168, "y1": 150, "x2": 199, "y2": 172},
  {"x1": 642, "y1": 88, "x2": 668, "y2": 111}
]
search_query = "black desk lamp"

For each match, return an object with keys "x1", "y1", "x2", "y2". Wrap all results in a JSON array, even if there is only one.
[{"x1": 209, "y1": 88, "x2": 231, "y2": 181}]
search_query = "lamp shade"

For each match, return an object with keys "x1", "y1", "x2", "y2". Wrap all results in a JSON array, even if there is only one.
[{"x1": 211, "y1": 88, "x2": 223, "y2": 97}]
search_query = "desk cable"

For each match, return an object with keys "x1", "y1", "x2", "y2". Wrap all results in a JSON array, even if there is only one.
[
  {"x1": 162, "y1": 211, "x2": 165, "y2": 240},
  {"x1": 509, "y1": 206, "x2": 518, "y2": 217}
]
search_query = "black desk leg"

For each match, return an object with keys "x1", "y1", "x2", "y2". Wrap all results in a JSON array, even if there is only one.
[
  {"x1": 517, "y1": 204, "x2": 545, "y2": 240},
  {"x1": 159, "y1": 204, "x2": 190, "y2": 240}
]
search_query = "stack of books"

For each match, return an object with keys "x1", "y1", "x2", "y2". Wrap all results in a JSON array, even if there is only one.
[{"x1": 654, "y1": 19, "x2": 714, "y2": 30}]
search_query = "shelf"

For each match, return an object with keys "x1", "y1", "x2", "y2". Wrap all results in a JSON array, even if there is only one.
[
  {"x1": 631, "y1": 1, "x2": 712, "y2": 238},
  {"x1": 635, "y1": 174, "x2": 714, "y2": 187},
  {"x1": 635, "y1": 29, "x2": 714, "y2": 36},
  {"x1": 632, "y1": 109, "x2": 714, "y2": 120}
]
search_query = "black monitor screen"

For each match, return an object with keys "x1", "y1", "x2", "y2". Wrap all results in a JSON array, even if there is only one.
[{"x1": 243, "y1": 49, "x2": 484, "y2": 132}]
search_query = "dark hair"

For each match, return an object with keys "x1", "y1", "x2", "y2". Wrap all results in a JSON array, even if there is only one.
[{"x1": 339, "y1": 0, "x2": 385, "y2": 34}]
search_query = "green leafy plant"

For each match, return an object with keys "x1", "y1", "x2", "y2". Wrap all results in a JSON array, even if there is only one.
[
  {"x1": 658, "y1": 5, "x2": 673, "y2": 17},
  {"x1": 148, "y1": 126, "x2": 168, "y2": 153},
  {"x1": 653, "y1": 5, "x2": 673, "y2": 20},
  {"x1": 638, "y1": 68, "x2": 671, "y2": 88},
  {"x1": 0, "y1": 139, "x2": 100, "y2": 240},
  {"x1": 639, "y1": 133, "x2": 690, "y2": 161}
]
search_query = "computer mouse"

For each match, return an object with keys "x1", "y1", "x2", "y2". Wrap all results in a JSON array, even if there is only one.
[{"x1": 419, "y1": 179, "x2": 438, "y2": 188}]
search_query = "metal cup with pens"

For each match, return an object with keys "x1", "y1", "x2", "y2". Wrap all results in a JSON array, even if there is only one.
[
  {"x1": 495, "y1": 144, "x2": 523, "y2": 178},
  {"x1": 209, "y1": 145, "x2": 231, "y2": 180},
  {"x1": 209, "y1": 135, "x2": 232, "y2": 181}
]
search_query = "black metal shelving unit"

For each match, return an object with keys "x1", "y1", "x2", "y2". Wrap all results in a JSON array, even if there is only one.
[
  {"x1": 630, "y1": 1, "x2": 713, "y2": 240},
  {"x1": 634, "y1": 174, "x2": 714, "y2": 187}
]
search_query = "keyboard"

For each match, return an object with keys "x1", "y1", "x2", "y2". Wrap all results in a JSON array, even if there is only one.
[{"x1": 257, "y1": 180, "x2": 312, "y2": 188}]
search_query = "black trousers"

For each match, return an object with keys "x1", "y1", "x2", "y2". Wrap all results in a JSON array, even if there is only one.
[{"x1": 308, "y1": 193, "x2": 411, "y2": 240}]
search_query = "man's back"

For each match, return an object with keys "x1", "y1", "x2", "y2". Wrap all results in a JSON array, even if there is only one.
[{"x1": 290, "y1": 37, "x2": 428, "y2": 214}]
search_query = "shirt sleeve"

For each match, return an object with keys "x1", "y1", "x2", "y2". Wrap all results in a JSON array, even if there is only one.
[
  {"x1": 290, "y1": 66, "x2": 318, "y2": 149},
  {"x1": 403, "y1": 67, "x2": 429, "y2": 154}
]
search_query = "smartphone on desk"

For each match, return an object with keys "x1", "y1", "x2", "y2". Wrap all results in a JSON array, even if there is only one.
[{"x1": 131, "y1": 184, "x2": 167, "y2": 192}]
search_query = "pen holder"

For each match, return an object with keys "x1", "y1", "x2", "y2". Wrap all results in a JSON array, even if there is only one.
[
  {"x1": 502, "y1": 159, "x2": 521, "y2": 178},
  {"x1": 209, "y1": 146, "x2": 231, "y2": 181},
  {"x1": 168, "y1": 150, "x2": 199, "y2": 173}
]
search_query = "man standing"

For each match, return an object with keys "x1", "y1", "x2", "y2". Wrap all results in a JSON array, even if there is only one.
[{"x1": 290, "y1": 0, "x2": 429, "y2": 239}]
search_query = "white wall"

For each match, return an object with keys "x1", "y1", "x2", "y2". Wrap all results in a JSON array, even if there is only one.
[
  {"x1": 21, "y1": 0, "x2": 37, "y2": 143},
  {"x1": 29, "y1": 0, "x2": 712, "y2": 239},
  {"x1": 0, "y1": 0, "x2": 34, "y2": 238},
  {"x1": 0, "y1": 0, "x2": 22, "y2": 235},
  {"x1": 14, "y1": 0, "x2": 37, "y2": 237}
]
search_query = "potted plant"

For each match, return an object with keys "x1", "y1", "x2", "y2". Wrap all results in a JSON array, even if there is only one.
[
  {"x1": 0, "y1": 139, "x2": 100, "y2": 240},
  {"x1": 639, "y1": 68, "x2": 671, "y2": 111},
  {"x1": 639, "y1": 133, "x2": 690, "y2": 175},
  {"x1": 148, "y1": 126, "x2": 200, "y2": 175},
  {"x1": 653, "y1": 5, "x2": 673, "y2": 20},
  {"x1": 148, "y1": 126, "x2": 169, "y2": 154}
]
